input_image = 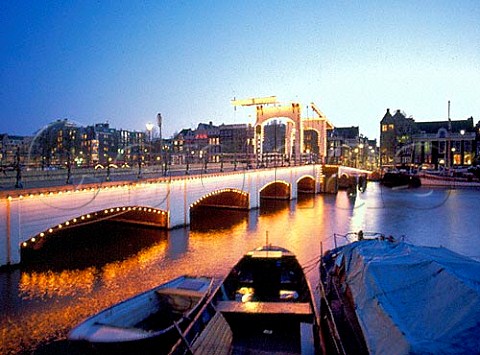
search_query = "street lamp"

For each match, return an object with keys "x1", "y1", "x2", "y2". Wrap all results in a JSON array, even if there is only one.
[{"x1": 146, "y1": 122, "x2": 154, "y2": 166}]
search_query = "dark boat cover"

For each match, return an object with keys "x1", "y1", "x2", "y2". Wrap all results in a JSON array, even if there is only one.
[{"x1": 331, "y1": 240, "x2": 480, "y2": 354}]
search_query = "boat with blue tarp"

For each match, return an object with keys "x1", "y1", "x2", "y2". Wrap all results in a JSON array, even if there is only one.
[{"x1": 319, "y1": 233, "x2": 480, "y2": 354}]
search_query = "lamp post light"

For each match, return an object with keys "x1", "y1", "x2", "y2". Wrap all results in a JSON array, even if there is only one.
[
  {"x1": 354, "y1": 148, "x2": 359, "y2": 168},
  {"x1": 451, "y1": 147, "x2": 456, "y2": 168},
  {"x1": 106, "y1": 157, "x2": 112, "y2": 181},
  {"x1": 146, "y1": 122, "x2": 154, "y2": 167},
  {"x1": 65, "y1": 150, "x2": 72, "y2": 185},
  {"x1": 137, "y1": 145, "x2": 142, "y2": 180},
  {"x1": 14, "y1": 147, "x2": 23, "y2": 188}
]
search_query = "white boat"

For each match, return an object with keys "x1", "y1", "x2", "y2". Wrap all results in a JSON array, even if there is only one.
[
  {"x1": 320, "y1": 236, "x2": 480, "y2": 354},
  {"x1": 68, "y1": 275, "x2": 213, "y2": 354},
  {"x1": 420, "y1": 172, "x2": 480, "y2": 188}
]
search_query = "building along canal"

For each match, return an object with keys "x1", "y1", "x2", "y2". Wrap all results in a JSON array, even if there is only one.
[{"x1": 1, "y1": 182, "x2": 480, "y2": 354}]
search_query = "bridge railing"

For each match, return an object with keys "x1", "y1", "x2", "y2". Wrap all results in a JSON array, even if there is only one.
[{"x1": 0, "y1": 161, "x2": 322, "y2": 192}]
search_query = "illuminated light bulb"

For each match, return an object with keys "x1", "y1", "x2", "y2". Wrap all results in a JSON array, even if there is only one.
[
  {"x1": 116, "y1": 208, "x2": 120, "y2": 211},
  {"x1": 148, "y1": 209, "x2": 152, "y2": 212},
  {"x1": 122, "y1": 207, "x2": 126, "y2": 211},
  {"x1": 7, "y1": 196, "x2": 12, "y2": 201},
  {"x1": 110, "y1": 208, "x2": 114, "y2": 212},
  {"x1": 40, "y1": 232, "x2": 45, "y2": 237},
  {"x1": 58, "y1": 224, "x2": 62, "y2": 228},
  {"x1": 87, "y1": 214, "x2": 91, "y2": 218},
  {"x1": 65, "y1": 221, "x2": 70, "y2": 226},
  {"x1": 49, "y1": 228, "x2": 53, "y2": 233},
  {"x1": 73, "y1": 218, "x2": 77, "y2": 222},
  {"x1": 19, "y1": 195, "x2": 23, "y2": 199},
  {"x1": 29, "y1": 194, "x2": 33, "y2": 198},
  {"x1": 104, "y1": 210, "x2": 108, "y2": 214},
  {"x1": 81, "y1": 216, "x2": 85, "y2": 220},
  {"x1": 22, "y1": 242, "x2": 27, "y2": 247}
]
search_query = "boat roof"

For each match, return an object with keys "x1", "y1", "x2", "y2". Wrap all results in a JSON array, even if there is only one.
[
  {"x1": 246, "y1": 245, "x2": 294, "y2": 258},
  {"x1": 329, "y1": 240, "x2": 480, "y2": 354}
]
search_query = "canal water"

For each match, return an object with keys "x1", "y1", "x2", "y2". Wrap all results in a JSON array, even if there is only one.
[{"x1": 1, "y1": 182, "x2": 480, "y2": 354}]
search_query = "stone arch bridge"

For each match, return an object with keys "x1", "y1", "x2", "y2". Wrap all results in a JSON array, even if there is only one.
[{"x1": 1, "y1": 165, "x2": 332, "y2": 267}]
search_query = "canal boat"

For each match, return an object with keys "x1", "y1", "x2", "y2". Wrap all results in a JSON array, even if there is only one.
[
  {"x1": 319, "y1": 235, "x2": 480, "y2": 355},
  {"x1": 419, "y1": 172, "x2": 480, "y2": 188},
  {"x1": 68, "y1": 275, "x2": 213, "y2": 354},
  {"x1": 380, "y1": 171, "x2": 421, "y2": 188},
  {"x1": 172, "y1": 245, "x2": 321, "y2": 354}
]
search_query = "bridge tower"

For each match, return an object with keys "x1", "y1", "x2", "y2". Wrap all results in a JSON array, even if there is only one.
[
  {"x1": 231, "y1": 96, "x2": 303, "y2": 163},
  {"x1": 231, "y1": 97, "x2": 333, "y2": 164},
  {"x1": 303, "y1": 102, "x2": 335, "y2": 163}
]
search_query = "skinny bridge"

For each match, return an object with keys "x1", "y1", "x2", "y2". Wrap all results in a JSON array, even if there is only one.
[{"x1": 0, "y1": 165, "x2": 369, "y2": 267}]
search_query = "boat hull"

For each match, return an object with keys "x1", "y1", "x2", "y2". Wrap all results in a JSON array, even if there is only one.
[
  {"x1": 68, "y1": 275, "x2": 213, "y2": 354},
  {"x1": 381, "y1": 172, "x2": 421, "y2": 188},
  {"x1": 319, "y1": 239, "x2": 480, "y2": 355},
  {"x1": 182, "y1": 245, "x2": 321, "y2": 354}
]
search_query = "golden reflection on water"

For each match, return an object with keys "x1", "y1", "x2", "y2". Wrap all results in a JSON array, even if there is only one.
[
  {"x1": 0, "y1": 195, "x2": 349, "y2": 354},
  {"x1": 6, "y1": 186, "x2": 478, "y2": 354},
  {"x1": 3, "y1": 234, "x2": 176, "y2": 354},
  {"x1": 19, "y1": 268, "x2": 96, "y2": 300}
]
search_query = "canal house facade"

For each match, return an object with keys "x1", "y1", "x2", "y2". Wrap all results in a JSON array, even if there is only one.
[{"x1": 380, "y1": 109, "x2": 478, "y2": 169}]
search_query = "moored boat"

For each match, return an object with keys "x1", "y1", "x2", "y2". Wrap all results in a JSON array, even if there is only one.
[
  {"x1": 68, "y1": 275, "x2": 213, "y2": 354},
  {"x1": 319, "y1": 234, "x2": 480, "y2": 354},
  {"x1": 173, "y1": 245, "x2": 321, "y2": 354},
  {"x1": 381, "y1": 171, "x2": 421, "y2": 188},
  {"x1": 419, "y1": 172, "x2": 480, "y2": 188}
]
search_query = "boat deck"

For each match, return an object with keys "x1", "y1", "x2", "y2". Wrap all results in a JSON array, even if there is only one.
[{"x1": 216, "y1": 301, "x2": 312, "y2": 316}]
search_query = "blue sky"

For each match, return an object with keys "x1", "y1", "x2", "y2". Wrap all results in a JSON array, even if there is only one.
[{"x1": 1, "y1": 1, "x2": 479, "y2": 141}]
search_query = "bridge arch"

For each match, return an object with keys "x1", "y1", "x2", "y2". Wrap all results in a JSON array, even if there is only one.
[
  {"x1": 259, "y1": 180, "x2": 291, "y2": 200},
  {"x1": 190, "y1": 188, "x2": 249, "y2": 212},
  {"x1": 255, "y1": 103, "x2": 302, "y2": 162},
  {"x1": 20, "y1": 206, "x2": 169, "y2": 255},
  {"x1": 303, "y1": 128, "x2": 320, "y2": 159},
  {"x1": 297, "y1": 175, "x2": 316, "y2": 194}
]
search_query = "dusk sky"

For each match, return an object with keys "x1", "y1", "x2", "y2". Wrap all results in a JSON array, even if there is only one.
[{"x1": 1, "y1": 1, "x2": 479, "y2": 142}]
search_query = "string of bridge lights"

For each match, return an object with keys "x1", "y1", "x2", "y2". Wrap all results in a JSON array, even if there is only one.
[
  {"x1": 189, "y1": 188, "x2": 249, "y2": 209},
  {"x1": 4, "y1": 169, "x2": 254, "y2": 201},
  {"x1": 21, "y1": 206, "x2": 168, "y2": 249},
  {"x1": 9, "y1": 171, "x2": 292, "y2": 250}
]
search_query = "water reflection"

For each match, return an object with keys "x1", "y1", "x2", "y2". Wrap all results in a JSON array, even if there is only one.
[
  {"x1": 190, "y1": 208, "x2": 248, "y2": 231},
  {"x1": 1, "y1": 183, "x2": 480, "y2": 354}
]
